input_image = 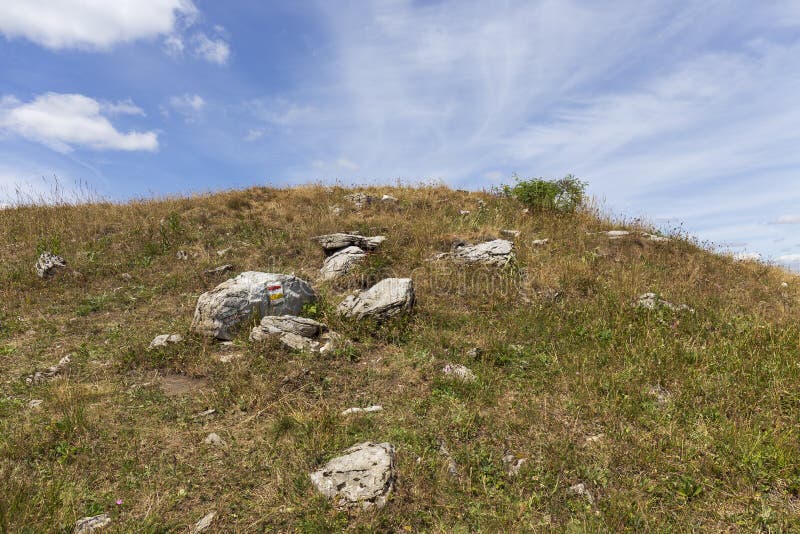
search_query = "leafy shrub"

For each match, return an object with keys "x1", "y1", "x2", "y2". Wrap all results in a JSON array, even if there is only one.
[{"x1": 503, "y1": 174, "x2": 586, "y2": 213}]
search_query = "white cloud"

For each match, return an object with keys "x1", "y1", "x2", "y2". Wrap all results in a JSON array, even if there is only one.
[
  {"x1": 733, "y1": 252, "x2": 762, "y2": 262},
  {"x1": 336, "y1": 157, "x2": 359, "y2": 171},
  {"x1": 193, "y1": 33, "x2": 230, "y2": 65},
  {"x1": 244, "y1": 128, "x2": 266, "y2": 142},
  {"x1": 777, "y1": 254, "x2": 800, "y2": 265},
  {"x1": 169, "y1": 94, "x2": 205, "y2": 112},
  {"x1": 773, "y1": 215, "x2": 800, "y2": 224},
  {"x1": 163, "y1": 34, "x2": 185, "y2": 56},
  {"x1": 101, "y1": 98, "x2": 145, "y2": 116},
  {"x1": 0, "y1": 93, "x2": 158, "y2": 153},
  {"x1": 0, "y1": 0, "x2": 197, "y2": 50}
]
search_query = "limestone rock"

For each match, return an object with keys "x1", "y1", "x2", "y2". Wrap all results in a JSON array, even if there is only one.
[
  {"x1": 312, "y1": 233, "x2": 385, "y2": 254},
  {"x1": 500, "y1": 229, "x2": 521, "y2": 238},
  {"x1": 28, "y1": 399, "x2": 43, "y2": 409},
  {"x1": 381, "y1": 194, "x2": 399, "y2": 203},
  {"x1": 643, "y1": 233, "x2": 670, "y2": 242},
  {"x1": 603, "y1": 230, "x2": 630, "y2": 239},
  {"x1": 320, "y1": 246, "x2": 367, "y2": 281},
  {"x1": 74, "y1": 514, "x2": 111, "y2": 533},
  {"x1": 192, "y1": 512, "x2": 216, "y2": 533},
  {"x1": 532, "y1": 238, "x2": 550, "y2": 246},
  {"x1": 337, "y1": 278, "x2": 414, "y2": 320},
  {"x1": 341, "y1": 405, "x2": 383, "y2": 416},
  {"x1": 635, "y1": 293, "x2": 693, "y2": 312},
  {"x1": 148, "y1": 334, "x2": 182, "y2": 350},
  {"x1": 192, "y1": 272, "x2": 316, "y2": 340},
  {"x1": 439, "y1": 239, "x2": 514, "y2": 266},
  {"x1": 203, "y1": 432, "x2": 225, "y2": 446},
  {"x1": 309, "y1": 442, "x2": 396, "y2": 509},
  {"x1": 35, "y1": 252, "x2": 67, "y2": 279},
  {"x1": 204, "y1": 264, "x2": 233, "y2": 275},
  {"x1": 250, "y1": 315, "x2": 340, "y2": 354},
  {"x1": 567, "y1": 482, "x2": 594, "y2": 504},
  {"x1": 502, "y1": 454, "x2": 527, "y2": 476},
  {"x1": 442, "y1": 363, "x2": 476, "y2": 382},
  {"x1": 176, "y1": 250, "x2": 189, "y2": 260},
  {"x1": 459, "y1": 210, "x2": 471, "y2": 216},
  {"x1": 25, "y1": 355, "x2": 70, "y2": 384}
]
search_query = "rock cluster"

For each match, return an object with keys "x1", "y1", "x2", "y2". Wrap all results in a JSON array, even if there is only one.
[
  {"x1": 337, "y1": 278, "x2": 415, "y2": 320},
  {"x1": 313, "y1": 233, "x2": 386, "y2": 254},
  {"x1": 25, "y1": 355, "x2": 70, "y2": 384},
  {"x1": 192, "y1": 272, "x2": 316, "y2": 340},
  {"x1": 35, "y1": 252, "x2": 67, "y2": 278},
  {"x1": 250, "y1": 315, "x2": 340, "y2": 354},
  {"x1": 313, "y1": 233, "x2": 386, "y2": 281},
  {"x1": 309, "y1": 442, "x2": 397, "y2": 509}
]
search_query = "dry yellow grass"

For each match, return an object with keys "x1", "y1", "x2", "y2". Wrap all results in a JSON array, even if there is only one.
[{"x1": 1, "y1": 184, "x2": 799, "y2": 532}]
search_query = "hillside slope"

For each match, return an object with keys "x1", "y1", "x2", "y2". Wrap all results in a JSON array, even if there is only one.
[{"x1": 1, "y1": 185, "x2": 799, "y2": 532}]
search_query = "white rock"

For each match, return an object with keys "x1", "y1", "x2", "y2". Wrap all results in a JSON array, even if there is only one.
[
  {"x1": 442, "y1": 363, "x2": 476, "y2": 382},
  {"x1": 309, "y1": 442, "x2": 396, "y2": 509},
  {"x1": 312, "y1": 233, "x2": 386, "y2": 254},
  {"x1": 584, "y1": 433, "x2": 605, "y2": 445},
  {"x1": 216, "y1": 248, "x2": 231, "y2": 257},
  {"x1": 459, "y1": 210, "x2": 471, "y2": 216},
  {"x1": 500, "y1": 229, "x2": 521, "y2": 238},
  {"x1": 148, "y1": 334, "x2": 182, "y2": 350},
  {"x1": 192, "y1": 512, "x2": 216, "y2": 533},
  {"x1": 337, "y1": 278, "x2": 415, "y2": 320},
  {"x1": 28, "y1": 399, "x2": 43, "y2": 409},
  {"x1": 74, "y1": 514, "x2": 111, "y2": 533},
  {"x1": 635, "y1": 293, "x2": 693, "y2": 312},
  {"x1": 204, "y1": 264, "x2": 233, "y2": 275},
  {"x1": 341, "y1": 405, "x2": 383, "y2": 416},
  {"x1": 203, "y1": 432, "x2": 225, "y2": 446},
  {"x1": 35, "y1": 252, "x2": 67, "y2": 278},
  {"x1": 250, "y1": 315, "x2": 340, "y2": 354},
  {"x1": 381, "y1": 194, "x2": 399, "y2": 203},
  {"x1": 320, "y1": 246, "x2": 367, "y2": 281},
  {"x1": 532, "y1": 238, "x2": 550, "y2": 246},
  {"x1": 192, "y1": 272, "x2": 316, "y2": 340},
  {"x1": 502, "y1": 454, "x2": 527, "y2": 476},
  {"x1": 443, "y1": 239, "x2": 514, "y2": 266},
  {"x1": 567, "y1": 482, "x2": 594, "y2": 503},
  {"x1": 603, "y1": 230, "x2": 630, "y2": 239},
  {"x1": 643, "y1": 233, "x2": 670, "y2": 242},
  {"x1": 176, "y1": 250, "x2": 189, "y2": 260},
  {"x1": 25, "y1": 354, "x2": 70, "y2": 384},
  {"x1": 781, "y1": 282, "x2": 789, "y2": 288},
  {"x1": 345, "y1": 193, "x2": 378, "y2": 209}
]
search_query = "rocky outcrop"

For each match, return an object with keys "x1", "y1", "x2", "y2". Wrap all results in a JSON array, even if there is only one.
[
  {"x1": 312, "y1": 233, "x2": 386, "y2": 254},
  {"x1": 192, "y1": 272, "x2": 316, "y2": 340},
  {"x1": 337, "y1": 278, "x2": 414, "y2": 320},
  {"x1": 436, "y1": 239, "x2": 514, "y2": 266},
  {"x1": 309, "y1": 442, "x2": 396, "y2": 509},
  {"x1": 35, "y1": 252, "x2": 67, "y2": 278},
  {"x1": 319, "y1": 246, "x2": 367, "y2": 281},
  {"x1": 250, "y1": 315, "x2": 340, "y2": 353}
]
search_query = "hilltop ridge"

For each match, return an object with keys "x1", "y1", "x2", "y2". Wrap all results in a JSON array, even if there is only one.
[{"x1": 1, "y1": 185, "x2": 799, "y2": 531}]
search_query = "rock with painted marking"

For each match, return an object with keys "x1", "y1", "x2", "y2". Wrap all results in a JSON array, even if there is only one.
[
  {"x1": 192, "y1": 272, "x2": 316, "y2": 340},
  {"x1": 309, "y1": 442, "x2": 396, "y2": 509}
]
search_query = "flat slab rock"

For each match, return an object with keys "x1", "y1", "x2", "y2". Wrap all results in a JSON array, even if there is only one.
[
  {"x1": 320, "y1": 246, "x2": 367, "y2": 281},
  {"x1": 250, "y1": 315, "x2": 340, "y2": 354},
  {"x1": 192, "y1": 272, "x2": 316, "y2": 340},
  {"x1": 35, "y1": 251, "x2": 67, "y2": 278},
  {"x1": 313, "y1": 233, "x2": 386, "y2": 254},
  {"x1": 309, "y1": 442, "x2": 396, "y2": 509},
  {"x1": 337, "y1": 278, "x2": 414, "y2": 320},
  {"x1": 436, "y1": 239, "x2": 514, "y2": 266}
]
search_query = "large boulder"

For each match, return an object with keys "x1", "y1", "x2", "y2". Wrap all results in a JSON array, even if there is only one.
[
  {"x1": 312, "y1": 233, "x2": 385, "y2": 255},
  {"x1": 309, "y1": 442, "x2": 396, "y2": 509},
  {"x1": 337, "y1": 278, "x2": 414, "y2": 320},
  {"x1": 438, "y1": 239, "x2": 514, "y2": 266},
  {"x1": 250, "y1": 315, "x2": 340, "y2": 353},
  {"x1": 320, "y1": 246, "x2": 367, "y2": 281},
  {"x1": 35, "y1": 252, "x2": 67, "y2": 278},
  {"x1": 192, "y1": 272, "x2": 316, "y2": 340}
]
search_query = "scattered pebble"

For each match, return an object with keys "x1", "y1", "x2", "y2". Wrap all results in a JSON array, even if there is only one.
[
  {"x1": 148, "y1": 334, "x2": 182, "y2": 350},
  {"x1": 532, "y1": 238, "x2": 550, "y2": 246},
  {"x1": 28, "y1": 399, "x2": 43, "y2": 409},
  {"x1": 203, "y1": 432, "x2": 225, "y2": 446},
  {"x1": 74, "y1": 513, "x2": 111, "y2": 533},
  {"x1": 459, "y1": 210, "x2": 471, "y2": 216},
  {"x1": 194, "y1": 408, "x2": 216, "y2": 418},
  {"x1": 216, "y1": 248, "x2": 231, "y2": 257},
  {"x1": 584, "y1": 433, "x2": 605, "y2": 445},
  {"x1": 176, "y1": 250, "x2": 189, "y2": 260},
  {"x1": 442, "y1": 363, "x2": 476, "y2": 382}
]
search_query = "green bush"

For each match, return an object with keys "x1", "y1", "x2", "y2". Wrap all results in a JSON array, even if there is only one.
[{"x1": 503, "y1": 174, "x2": 586, "y2": 213}]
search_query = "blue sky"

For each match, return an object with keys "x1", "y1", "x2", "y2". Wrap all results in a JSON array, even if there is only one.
[{"x1": 1, "y1": 1, "x2": 800, "y2": 268}]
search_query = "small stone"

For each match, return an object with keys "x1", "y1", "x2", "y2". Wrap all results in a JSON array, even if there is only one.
[
  {"x1": 337, "y1": 278, "x2": 415, "y2": 320},
  {"x1": 532, "y1": 238, "x2": 550, "y2": 246},
  {"x1": 176, "y1": 250, "x2": 189, "y2": 260},
  {"x1": 459, "y1": 210, "x2": 471, "y2": 216},
  {"x1": 465, "y1": 347, "x2": 482, "y2": 359},
  {"x1": 216, "y1": 248, "x2": 231, "y2": 257},
  {"x1": 584, "y1": 433, "x2": 605, "y2": 445},
  {"x1": 203, "y1": 432, "x2": 225, "y2": 446},
  {"x1": 25, "y1": 354, "x2": 70, "y2": 384},
  {"x1": 192, "y1": 512, "x2": 216, "y2": 533},
  {"x1": 643, "y1": 233, "x2": 670, "y2": 242},
  {"x1": 341, "y1": 405, "x2": 383, "y2": 416},
  {"x1": 438, "y1": 441, "x2": 459, "y2": 478},
  {"x1": 442, "y1": 363, "x2": 476, "y2": 382},
  {"x1": 35, "y1": 252, "x2": 67, "y2": 279},
  {"x1": 120, "y1": 273, "x2": 132, "y2": 280},
  {"x1": 381, "y1": 194, "x2": 399, "y2": 203},
  {"x1": 781, "y1": 282, "x2": 789, "y2": 288},
  {"x1": 148, "y1": 334, "x2": 182, "y2": 350},
  {"x1": 204, "y1": 264, "x2": 234, "y2": 275},
  {"x1": 74, "y1": 513, "x2": 111, "y2": 533},
  {"x1": 567, "y1": 483, "x2": 594, "y2": 504},
  {"x1": 500, "y1": 229, "x2": 521, "y2": 238},
  {"x1": 603, "y1": 230, "x2": 630, "y2": 239},
  {"x1": 502, "y1": 454, "x2": 527, "y2": 476},
  {"x1": 28, "y1": 399, "x2": 43, "y2": 409},
  {"x1": 217, "y1": 352, "x2": 243, "y2": 363},
  {"x1": 309, "y1": 442, "x2": 396, "y2": 509},
  {"x1": 194, "y1": 408, "x2": 216, "y2": 418},
  {"x1": 635, "y1": 293, "x2": 693, "y2": 312},
  {"x1": 648, "y1": 385, "x2": 672, "y2": 406}
]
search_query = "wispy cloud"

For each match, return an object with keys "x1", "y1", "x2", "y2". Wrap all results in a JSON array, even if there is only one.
[
  {"x1": 0, "y1": 93, "x2": 157, "y2": 153},
  {"x1": 193, "y1": 32, "x2": 230, "y2": 65}
]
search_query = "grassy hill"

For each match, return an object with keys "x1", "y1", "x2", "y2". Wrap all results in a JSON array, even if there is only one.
[{"x1": 1, "y1": 185, "x2": 799, "y2": 532}]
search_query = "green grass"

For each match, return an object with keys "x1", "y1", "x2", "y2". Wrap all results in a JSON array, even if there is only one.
[{"x1": 0, "y1": 184, "x2": 799, "y2": 531}]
